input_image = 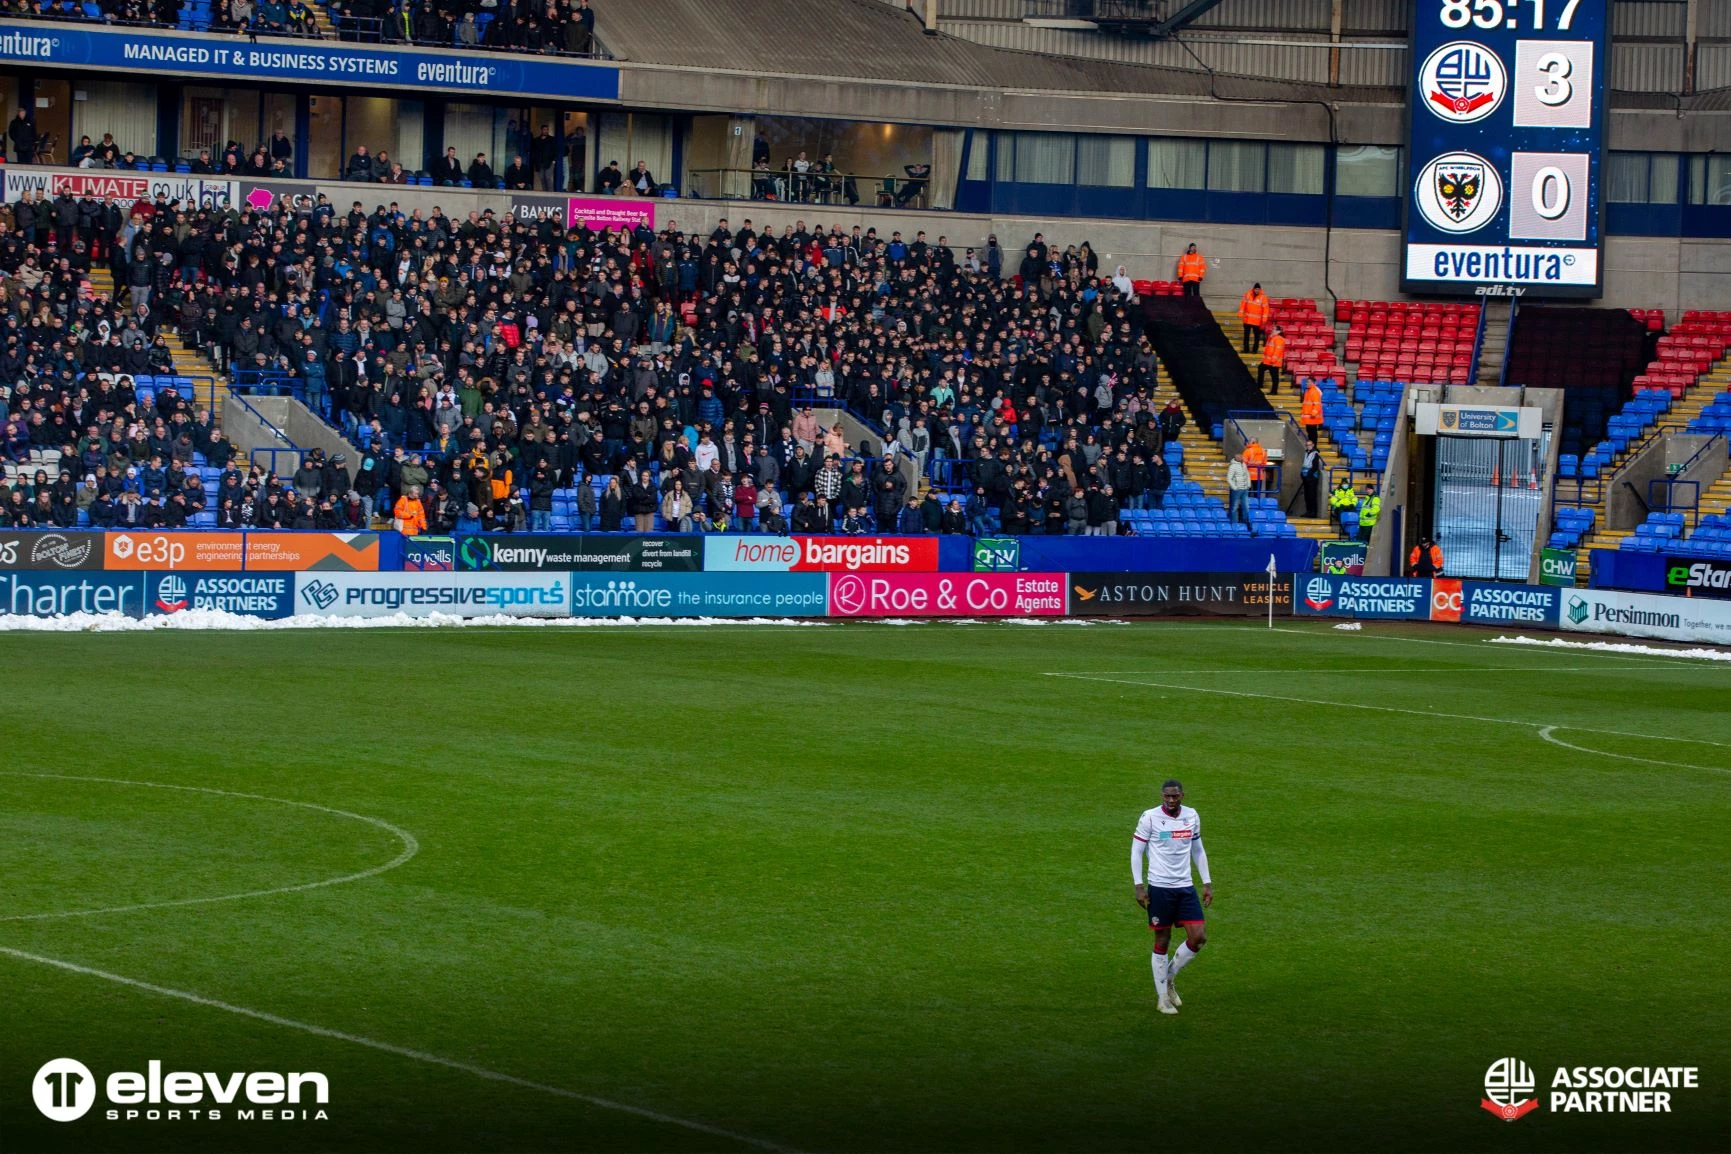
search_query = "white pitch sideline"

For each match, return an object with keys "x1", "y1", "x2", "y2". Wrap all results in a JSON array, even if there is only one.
[{"x1": 0, "y1": 946, "x2": 796, "y2": 1153}]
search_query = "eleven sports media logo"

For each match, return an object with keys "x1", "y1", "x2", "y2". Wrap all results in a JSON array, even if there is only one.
[{"x1": 33, "y1": 1057, "x2": 330, "y2": 1124}]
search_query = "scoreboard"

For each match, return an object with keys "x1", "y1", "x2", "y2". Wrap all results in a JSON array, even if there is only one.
[{"x1": 1401, "y1": 0, "x2": 1610, "y2": 299}]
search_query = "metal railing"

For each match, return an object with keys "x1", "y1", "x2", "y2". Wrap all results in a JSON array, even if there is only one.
[
  {"x1": 227, "y1": 388, "x2": 298, "y2": 445},
  {"x1": 684, "y1": 167, "x2": 930, "y2": 211},
  {"x1": 1648, "y1": 477, "x2": 1700, "y2": 526},
  {"x1": 1496, "y1": 297, "x2": 1519, "y2": 388},
  {"x1": 249, "y1": 447, "x2": 312, "y2": 475},
  {"x1": 1672, "y1": 429, "x2": 1726, "y2": 479},
  {"x1": 1468, "y1": 298, "x2": 1489, "y2": 386}
]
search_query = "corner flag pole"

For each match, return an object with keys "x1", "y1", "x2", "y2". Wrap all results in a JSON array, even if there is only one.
[{"x1": 1266, "y1": 553, "x2": 1277, "y2": 630}]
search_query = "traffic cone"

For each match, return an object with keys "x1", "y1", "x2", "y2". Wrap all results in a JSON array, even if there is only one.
[
  {"x1": 1490, "y1": 465, "x2": 1499, "y2": 486},
  {"x1": 1528, "y1": 469, "x2": 1538, "y2": 489}
]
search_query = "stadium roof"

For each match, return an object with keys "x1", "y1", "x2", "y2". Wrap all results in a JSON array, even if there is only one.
[{"x1": 592, "y1": 0, "x2": 1399, "y2": 104}]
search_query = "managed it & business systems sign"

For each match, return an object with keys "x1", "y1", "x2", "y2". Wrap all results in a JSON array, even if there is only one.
[{"x1": 0, "y1": 23, "x2": 619, "y2": 99}]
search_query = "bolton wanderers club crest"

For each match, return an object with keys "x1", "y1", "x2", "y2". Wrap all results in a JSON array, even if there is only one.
[
  {"x1": 1420, "y1": 41, "x2": 1507, "y2": 123},
  {"x1": 1414, "y1": 151, "x2": 1503, "y2": 234}
]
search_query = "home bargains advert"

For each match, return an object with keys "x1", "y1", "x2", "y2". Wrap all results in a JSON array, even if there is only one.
[{"x1": 704, "y1": 536, "x2": 940, "y2": 573}]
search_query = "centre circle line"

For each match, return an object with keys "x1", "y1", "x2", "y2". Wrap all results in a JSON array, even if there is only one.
[
  {"x1": 0, "y1": 771, "x2": 419, "y2": 923},
  {"x1": 1534, "y1": 727, "x2": 1731, "y2": 777}
]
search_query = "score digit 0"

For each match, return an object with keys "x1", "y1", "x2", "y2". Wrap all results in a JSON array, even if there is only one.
[{"x1": 1531, "y1": 166, "x2": 1571, "y2": 220}]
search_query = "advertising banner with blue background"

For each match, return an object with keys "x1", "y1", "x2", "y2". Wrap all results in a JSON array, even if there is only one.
[
  {"x1": 0, "y1": 570, "x2": 145, "y2": 617},
  {"x1": 147, "y1": 572, "x2": 294, "y2": 618},
  {"x1": 0, "y1": 23, "x2": 620, "y2": 100},
  {"x1": 1296, "y1": 574, "x2": 1430, "y2": 619},
  {"x1": 568, "y1": 572, "x2": 828, "y2": 618},
  {"x1": 1461, "y1": 580, "x2": 1558, "y2": 626}
]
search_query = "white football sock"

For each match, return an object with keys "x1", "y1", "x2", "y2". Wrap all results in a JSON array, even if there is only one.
[
  {"x1": 1170, "y1": 941, "x2": 1199, "y2": 977},
  {"x1": 1152, "y1": 951, "x2": 1170, "y2": 991}
]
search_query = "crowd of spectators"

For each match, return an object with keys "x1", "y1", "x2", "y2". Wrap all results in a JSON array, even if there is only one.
[
  {"x1": 0, "y1": 171, "x2": 1194, "y2": 536},
  {"x1": 337, "y1": 0, "x2": 596, "y2": 55},
  {"x1": 4, "y1": 0, "x2": 599, "y2": 56}
]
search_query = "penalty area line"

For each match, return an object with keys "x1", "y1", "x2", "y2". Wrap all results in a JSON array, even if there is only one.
[{"x1": 0, "y1": 948, "x2": 797, "y2": 1153}]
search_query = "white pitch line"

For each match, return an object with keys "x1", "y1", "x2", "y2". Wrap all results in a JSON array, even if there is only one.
[
  {"x1": 1217, "y1": 623, "x2": 1712, "y2": 662},
  {"x1": 0, "y1": 773, "x2": 419, "y2": 923},
  {"x1": 0, "y1": 947, "x2": 793, "y2": 1152},
  {"x1": 1041, "y1": 666, "x2": 1670, "y2": 674},
  {"x1": 1043, "y1": 673, "x2": 1731, "y2": 752},
  {"x1": 1537, "y1": 727, "x2": 1731, "y2": 777}
]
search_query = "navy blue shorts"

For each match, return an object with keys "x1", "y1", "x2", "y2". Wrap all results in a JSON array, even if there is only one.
[{"x1": 1145, "y1": 885, "x2": 1205, "y2": 929}]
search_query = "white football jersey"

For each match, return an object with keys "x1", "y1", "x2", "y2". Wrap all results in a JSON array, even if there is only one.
[{"x1": 1132, "y1": 805, "x2": 1206, "y2": 889}]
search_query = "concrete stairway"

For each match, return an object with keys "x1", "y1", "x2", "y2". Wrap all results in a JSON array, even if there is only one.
[
  {"x1": 1475, "y1": 299, "x2": 1512, "y2": 386},
  {"x1": 1563, "y1": 355, "x2": 1731, "y2": 585},
  {"x1": 89, "y1": 265, "x2": 230, "y2": 422},
  {"x1": 1210, "y1": 305, "x2": 1346, "y2": 542}
]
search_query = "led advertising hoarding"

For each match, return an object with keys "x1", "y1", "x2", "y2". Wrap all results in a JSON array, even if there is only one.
[{"x1": 1402, "y1": 0, "x2": 1609, "y2": 298}]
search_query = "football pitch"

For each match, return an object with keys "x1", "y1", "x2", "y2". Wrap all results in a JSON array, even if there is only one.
[{"x1": 2, "y1": 620, "x2": 1727, "y2": 1153}]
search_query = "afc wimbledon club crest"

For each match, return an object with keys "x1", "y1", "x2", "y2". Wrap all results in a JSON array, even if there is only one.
[
  {"x1": 1420, "y1": 41, "x2": 1507, "y2": 123},
  {"x1": 1415, "y1": 151, "x2": 1503, "y2": 234}
]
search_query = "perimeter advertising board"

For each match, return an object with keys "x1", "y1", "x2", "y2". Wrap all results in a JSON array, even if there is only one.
[
  {"x1": 1068, "y1": 573, "x2": 1292, "y2": 616},
  {"x1": 0, "y1": 531, "x2": 104, "y2": 570},
  {"x1": 704, "y1": 535, "x2": 941, "y2": 573},
  {"x1": 1663, "y1": 557, "x2": 1731, "y2": 600},
  {"x1": 1295, "y1": 575, "x2": 1430, "y2": 619},
  {"x1": 1427, "y1": 578, "x2": 1559, "y2": 626},
  {"x1": 827, "y1": 572, "x2": 1065, "y2": 618},
  {"x1": 457, "y1": 535, "x2": 701, "y2": 572},
  {"x1": 0, "y1": 570, "x2": 144, "y2": 617},
  {"x1": 293, "y1": 572, "x2": 569, "y2": 618},
  {"x1": 146, "y1": 573, "x2": 294, "y2": 618},
  {"x1": 567, "y1": 572, "x2": 828, "y2": 617},
  {"x1": 1561, "y1": 588, "x2": 1731, "y2": 644}
]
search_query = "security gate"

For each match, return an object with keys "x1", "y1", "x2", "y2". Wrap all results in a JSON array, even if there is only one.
[{"x1": 1434, "y1": 432, "x2": 1548, "y2": 580}]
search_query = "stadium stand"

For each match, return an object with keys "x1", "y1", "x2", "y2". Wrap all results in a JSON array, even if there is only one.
[
  {"x1": 0, "y1": 0, "x2": 603, "y2": 59},
  {"x1": 1544, "y1": 309, "x2": 1731, "y2": 578},
  {"x1": 13, "y1": 188, "x2": 1306, "y2": 538}
]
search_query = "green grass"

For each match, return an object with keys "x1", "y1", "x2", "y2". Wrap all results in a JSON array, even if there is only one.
[{"x1": 2, "y1": 620, "x2": 1728, "y2": 1153}]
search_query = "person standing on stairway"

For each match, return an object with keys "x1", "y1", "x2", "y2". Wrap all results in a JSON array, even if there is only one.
[
  {"x1": 1158, "y1": 398, "x2": 1185, "y2": 450},
  {"x1": 1299, "y1": 378, "x2": 1323, "y2": 445},
  {"x1": 1237, "y1": 283, "x2": 1269, "y2": 353},
  {"x1": 1358, "y1": 489, "x2": 1381, "y2": 543},
  {"x1": 1300, "y1": 437, "x2": 1323, "y2": 519},
  {"x1": 1242, "y1": 437, "x2": 1269, "y2": 496},
  {"x1": 1227, "y1": 452, "x2": 1252, "y2": 533},
  {"x1": 1177, "y1": 243, "x2": 1206, "y2": 298},
  {"x1": 1257, "y1": 325, "x2": 1287, "y2": 394}
]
